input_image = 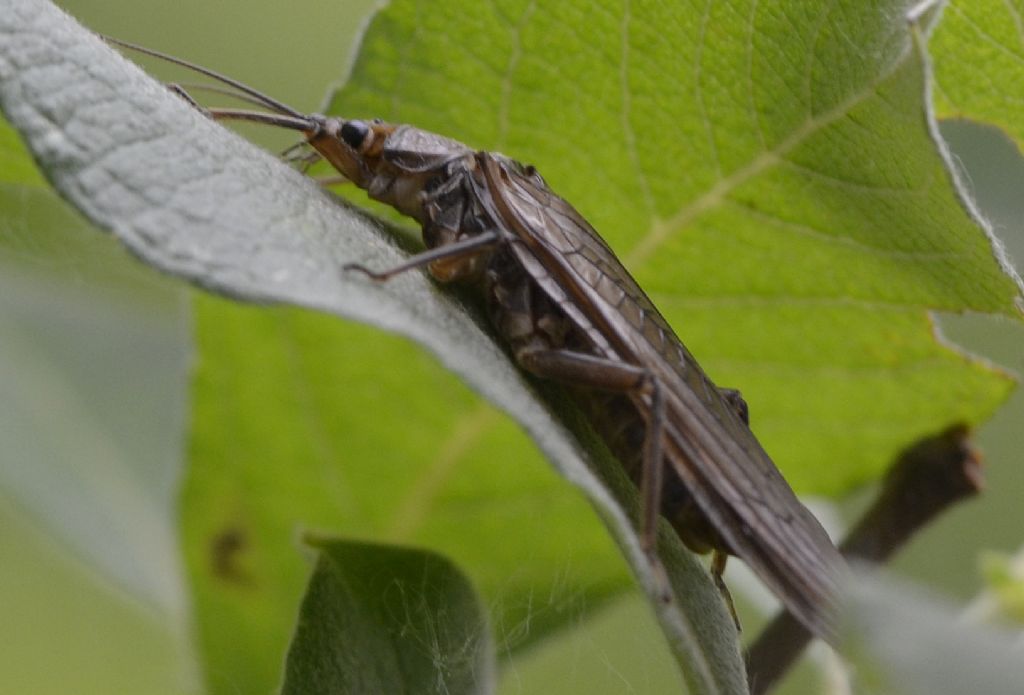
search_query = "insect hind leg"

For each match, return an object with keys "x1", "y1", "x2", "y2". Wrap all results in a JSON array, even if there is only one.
[
  {"x1": 514, "y1": 347, "x2": 673, "y2": 595},
  {"x1": 711, "y1": 550, "x2": 742, "y2": 631}
]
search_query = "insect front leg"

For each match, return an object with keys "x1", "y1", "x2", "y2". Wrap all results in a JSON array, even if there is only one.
[
  {"x1": 165, "y1": 83, "x2": 206, "y2": 112},
  {"x1": 515, "y1": 347, "x2": 667, "y2": 557},
  {"x1": 344, "y1": 231, "x2": 500, "y2": 281}
]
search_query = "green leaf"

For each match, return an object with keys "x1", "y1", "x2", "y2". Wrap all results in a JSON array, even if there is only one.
[
  {"x1": 329, "y1": 0, "x2": 1020, "y2": 494},
  {"x1": 183, "y1": 298, "x2": 745, "y2": 695},
  {"x1": 184, "y1": 1, "x2": 1020, "y2": 687},
  {"x1": 0, "y1": 499, "x2": 189, "y2": 695},
  {"x1": 183, "y1": 1, "x2": 1024, "y2": 684},
  {"x1": 0, "y1": 2, "x2": 746, "y2": 694},
  {"x1": 4, "y1": 1, "x2": 1022, "y2": 694},
  {"x1": 0, "y1": 119, "x2": 44, "y2": 186},
  {"x1": 0, "y1": 177, "x2": 189, "y2": 613},
  {"x1": 281, "y1": 538, "x2": 493, "y2": 695},
  {"x1": 930, "y1": 1, "x2": 1024, "y2": 150}
]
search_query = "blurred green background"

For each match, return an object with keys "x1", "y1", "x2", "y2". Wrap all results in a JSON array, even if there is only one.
[{"x1": 2, "y1": 1, "x2": 1023, "y2": 693}]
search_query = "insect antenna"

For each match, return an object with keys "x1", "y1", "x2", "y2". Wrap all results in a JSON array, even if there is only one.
[
  {"x1": 170, "y1": 82, "x2": 288, "y2": 112},
  {"x1": 102, "y1": 36, "x2": 307, "y2": 119},
  {"x1": 105, "y1": 36, "x2": 337, "y2": 180},
  {"x1": 204, "y1": 108, "x2": 314, "y2": 132}
]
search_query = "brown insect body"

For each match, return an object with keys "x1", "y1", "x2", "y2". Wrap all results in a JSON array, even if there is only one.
[
  {"x1": 318, "y1": 121, "x2": 846, "y2": 641},
  {"x1": 107, "y1": 38, "x2": 846, "y2": 643}
]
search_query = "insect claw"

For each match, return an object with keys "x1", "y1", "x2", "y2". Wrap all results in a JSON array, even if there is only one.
[
  {"x1": 342, "y1": 262, "x2": 388, "y2": 281},
  {"x1": 279, "y1": 139, "x2": 309, "y2": 159},
  {"x1": 644, "y1": 551, "x2": 674, "y2": 604}
]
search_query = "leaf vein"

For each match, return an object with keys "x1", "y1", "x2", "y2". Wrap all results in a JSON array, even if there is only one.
[
  {"x1": 947, "y1": 4, "x2": 1024, "y2": 67},
  {"x1": 386, "y1": 406, "x2": 498, "y2": 540},
  {"x1": 627, "y1": 34, "x2": 912, "y2": 266},
  {"x1": 724, "y1": 198, "x2": 961, "y2": 260},
  {"x1": 778, "y1": 157, "x2": 933, "y2": 196},
  {"x1": 619, "y1": 0, "x2": 655, "y2": 217},
  {"x1": 694, "y1": 0, "x2": 723, "y2": 178},
  {"x1": 1002, "y1": 0, "x2": 1024, "y2": 52}
]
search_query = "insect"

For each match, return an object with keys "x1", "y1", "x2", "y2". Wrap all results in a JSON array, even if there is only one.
[{"x1": 107, "y1": 37, "x2": 846, "y2": 643}]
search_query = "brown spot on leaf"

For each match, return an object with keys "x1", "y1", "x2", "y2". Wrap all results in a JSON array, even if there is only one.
[{"x1": 210, "y1": 525, "x2": 252, "y2": 586}]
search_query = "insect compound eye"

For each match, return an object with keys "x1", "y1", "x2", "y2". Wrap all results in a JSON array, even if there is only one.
[
  {"x1": 340, "y1": 120, "x2": 371, "y2": 149},
  {"x1": 522, "y1": 163, "x2": 546, "y2": 185}
]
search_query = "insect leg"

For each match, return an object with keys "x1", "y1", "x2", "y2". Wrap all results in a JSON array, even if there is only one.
[
  {"x1": 516, "y1": 348, "x2": 647, "y2": 390},
  {"x1": 642, "y1": 378, "x2": 665, "y2": 555},
  {"x1": 166, "y1": 83, "x2": 206, "y2": 112},
  {"x1": 516, "y1": 348, "x2": 666, "y2": 554},
  {"x1": 278, "y1": 142, "x2": 323, "y2": 173},
  {"x1": 344, "y1": 231, "x2": 500, "y2": 281},
  {"x1": 711, "y1": 550, "x2": 742, "y2": 631}
]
